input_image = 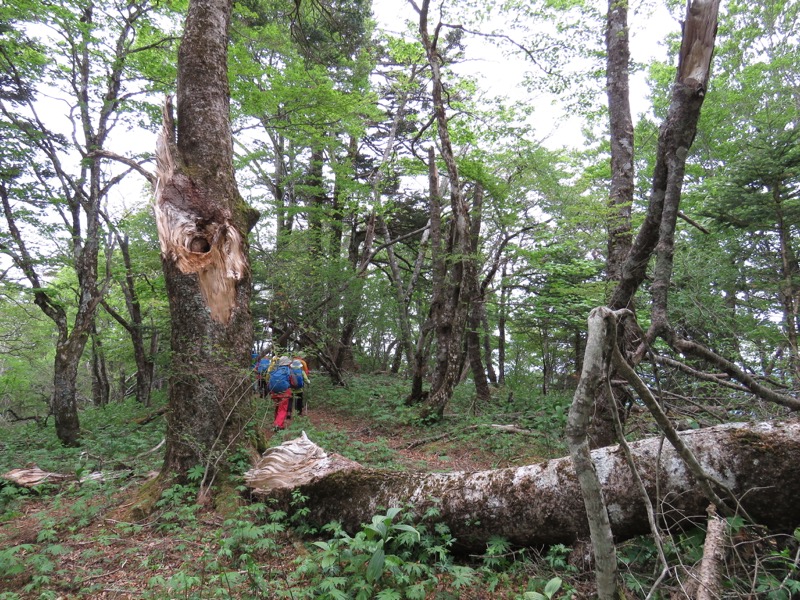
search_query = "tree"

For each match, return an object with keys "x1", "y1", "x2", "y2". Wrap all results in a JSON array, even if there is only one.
[
  {"x1": 704, "y1": 129, "x2": 800, "y2": 382},
  {"x1": 410, "y1": 0, "x2": 480, "y2": 419},
  {"x1": 100, "y1": 212, "x2": 162, "y2": 406},
  {"x1": 0, "y1": 0, "x2": 168, "y2": 445},
  {"x1": 154, "y1": 0, "x2": 259, "y2": 485},
  {"x1": 604, "y1": 0, "x2": 633, "y2": 284}
]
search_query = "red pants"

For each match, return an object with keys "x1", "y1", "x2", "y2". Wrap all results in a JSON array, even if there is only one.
[{"x1": 271, "y1": 391, "x2": 292, "y2": 429}]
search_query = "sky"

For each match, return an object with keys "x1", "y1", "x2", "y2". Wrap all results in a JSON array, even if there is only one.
[{"x1": 371, "y1": 0, "x2": 678, "y2": 147}]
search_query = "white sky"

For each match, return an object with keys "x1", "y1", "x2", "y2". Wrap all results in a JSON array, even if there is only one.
[{"x1": 372, "y1": 0, "x2": 678, "y2": 147}]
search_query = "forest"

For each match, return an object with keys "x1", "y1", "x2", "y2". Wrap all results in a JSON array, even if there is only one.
[{"x1": 1, "y1": 0, "x2": 799, "y2": 597}]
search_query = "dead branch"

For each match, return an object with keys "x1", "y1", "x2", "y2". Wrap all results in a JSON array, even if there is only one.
[
  {"x1": 695, "y1": 504, "x2": 726, "y2": 600},
  {"x1": 654, "y1": 354, "x2": 749, "y2": 392},
  {"x1": 672, "y1": 336, "x2": 800, "y2": 411},
  {"x1": 567, "y1": 306, "x2": 620, "y2": 598},
  {"x1": 677, "y1": 210, "x2": 710, "y2": 234},
  {"x1": 133, "y1": 406, "x2": 167, "y2": 427},
  {"x1": 406, "y1": 423, "x2": 538, "y2": 450},
  {"x1": 1, "y1": 408, "x2": 44, "y2": 425},
  {"x1": 612, "y1": 318, "x2": 750, "y2": 520}
]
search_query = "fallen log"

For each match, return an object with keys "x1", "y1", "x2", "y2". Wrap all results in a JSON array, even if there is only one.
[
  {"x1": 246, "y1": 422, "x2": 800, "y2": 551},
  {"x1": 2, "y1": 467, "x2": 72, "y2": 487}
]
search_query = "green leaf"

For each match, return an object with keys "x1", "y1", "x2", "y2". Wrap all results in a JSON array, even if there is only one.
[
  {"x1": 366, "y1": 545, "x2": 385, "y2": 583},
  {"x1": 392, "y1": 523, "x2": 421, "y2": 540},
  {"x1": 544, "y1": 576, "x2": 563, "y2": 598},
  {"x1": 385, "y1": 506, "x2": 402, "y2": 521}
]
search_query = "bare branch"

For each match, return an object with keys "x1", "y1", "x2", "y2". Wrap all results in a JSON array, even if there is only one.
[{"x1": 89, "y1": 149, "x2": 156, "y2": 186}]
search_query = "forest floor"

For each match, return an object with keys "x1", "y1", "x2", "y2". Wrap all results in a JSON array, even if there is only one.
[{"x1": 1, "y1": 385, "x2": 568, "y2": 599}]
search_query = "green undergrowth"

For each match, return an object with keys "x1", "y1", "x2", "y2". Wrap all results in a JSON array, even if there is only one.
[
  {"x1": 0, "y1": 397, "x2": 167, "y2": 477},
  {"x1": 2, "y1": 376, "x2": 800, "y2": 598},
  {"x1": 316, "y1": 373, "x2": 571, "y2": 467}
]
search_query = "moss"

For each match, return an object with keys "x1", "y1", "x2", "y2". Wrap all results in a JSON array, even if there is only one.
[
  {"x1": 127, "y1": 473, "x2": 168, "y2": 522},
  {"x1": 213, "y1": 476, "x2": 244, "y2": 519}
]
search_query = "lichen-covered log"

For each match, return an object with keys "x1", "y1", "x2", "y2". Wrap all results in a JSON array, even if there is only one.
[{"x1": 247, "y1": 422, "x2": 800, "y2": 551}]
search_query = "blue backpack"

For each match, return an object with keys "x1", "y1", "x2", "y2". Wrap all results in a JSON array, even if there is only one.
[
  {"x1": 289, "y1": 360, "x2": 305, "y2": 389},
  {"x1": 268, "y1": 365, "x2": 291, "y2": 393}
]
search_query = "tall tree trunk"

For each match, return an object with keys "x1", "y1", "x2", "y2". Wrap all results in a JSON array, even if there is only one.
[
  {"x1": 407, "y1": 148, "x2": 445, "y2": 404},
  {"x1": 605, "y1": 0, "x2": 634, "y2": 285},
  {"x1": 246, "y1": 421, "x2": 800, "y2": 552},
  {"x1": 307, "y1": 146, "x2": 326, "y2": 258},
  {"x1": 482, "y1": 307, "x2": 498, "y2": 385},
  {"x1": 590, "y1": 0, "x2": 722, "y2": 448},
  {"x1": 466, "y1": 299, "x2": 491, "y2": 400},
  {"x1": 417, "y1": 0, "x2": 476, "y2": 419},
  {"x1": 271, "y1": 131, "x2": 291, "y2": 250},
  {"x1": 154, "y1": 0, "x2": 259, "y2": 483},
  {"x1": 775, "y1": 190, "x2": 800, "y2": 382},
  {"x1": 1, "y1": 180, "x2": 102, "y2": 447},
  {"x1": 610, "y1": 0, "x2": 722, "y2": 313},
  {"x1": 90, "y1": 326, "x2": 110, "y2": 407},
  {"x1": 52, "y1": 337, "x2": 86, "y2": 446},
  {"x1": 100, "y1": 229, "x2": 156, "y2": 406},
  {"x1": 586, "y1": 0, "x2": 637, "y2": 451},
  {"x1": 498, "y1": 262, "x2": 509, "y2": 387},
  {"x1": 465, "y1": 185, "x2": 491, "y2": 400},
  {"x1": 380, "y1": 217, "x2": 415, "y2": 369}
]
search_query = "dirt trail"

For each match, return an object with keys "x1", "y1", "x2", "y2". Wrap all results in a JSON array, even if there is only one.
[{"x1": 269, "y1": 403, "x2": 496, "y2": 473}]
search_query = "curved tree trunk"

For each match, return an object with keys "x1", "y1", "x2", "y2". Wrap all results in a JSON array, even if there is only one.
[
  {"x1": 52, "y1": 342, "x2": 84, "y2": 446},
  {"x1": 589, "y1": 0, "x2": 723, "y2": 449},
  {"x1": 100, "y1": 230, "x2": 156, "y2": 407},
  {"x1": 246, "y1": 421, "x2": 800, "y2": 552},
  {"x1": 415, "y1": 0, "x2": 476, "y2": 419},
  {"x1": 155, "y1": 0, "x2": 259, "y2": 483}
]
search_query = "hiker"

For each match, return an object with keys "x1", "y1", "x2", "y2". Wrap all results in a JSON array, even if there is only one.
[
  {"x1": 268, "y1": 356, "x2": 293, "y2": 431},
  {"x1": 287, "y1": 356, "x2": 310, "y2": 418},
  {"x1": 250, "y1": 352, "x2": 259, "y2": 393},
  {"x1": 254, "y1": 354, "x2": 272, "y2": 398}
]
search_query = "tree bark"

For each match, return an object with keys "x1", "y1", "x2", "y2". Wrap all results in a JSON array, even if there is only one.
[
  {"x1": 567, "y1": 307, "x2": 619, "y2": 598},
  {"x1": 605, "y1": 0, "x2": 634, "y2": 285},
  {"x1": 498, "y1": 262, "x2": 509, "y2": 386},
  {"x1": 90, "y1": 325, "x2": 110, "y2": 407},
  {"x1": 466, "y1": 185, "x2": 491, "y2": 400},
  {"x1": 610, "y1": 0, "x2": 721, "y2": 313},
  {"x1": 694, "y1": 505, "x2": 725, "y2": 600},
  {"x1": 155, "y1": 0, "x2": 259, "y2": 482},
  {"x1": 415, "y1": 0, "x2": 477, "y2": 419},
  {"x1": 408, "y1": 147, "x2": 443, "y2": 404},
  {"x1": 246, "y1": 420, "x2": 800, "y2": 552}
]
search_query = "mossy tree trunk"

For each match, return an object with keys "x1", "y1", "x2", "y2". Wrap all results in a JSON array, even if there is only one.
[{"x1": 154, "y1": 0, "x2": 259, "y2": 484}]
